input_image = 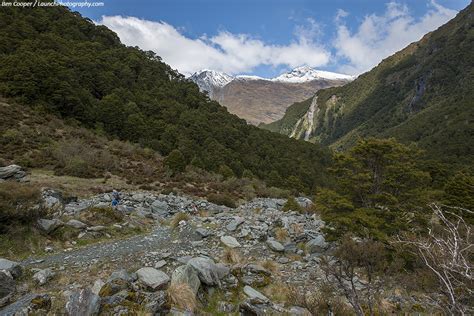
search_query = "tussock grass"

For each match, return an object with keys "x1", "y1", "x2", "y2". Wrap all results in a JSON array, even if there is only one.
[
  {"x1": 169, "y1": 212, "x2": 190, "y2": 228},
  {"x1": 221, "y1": 248, "x2": 244, "y2": 265},
  {"x1": 167, "y1": 282, "x2": 197, "y2": 312},
  {"x1": 260, "y1": 259, "x2": 279, "y2": 274},
  {"x1": 275, "y1": 227, "x2": 289, "y2": 242}
]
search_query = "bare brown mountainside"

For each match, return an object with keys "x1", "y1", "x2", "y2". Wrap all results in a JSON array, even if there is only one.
[{"x1": 212, "y1": 78, "x2": 349, "y2": 125}]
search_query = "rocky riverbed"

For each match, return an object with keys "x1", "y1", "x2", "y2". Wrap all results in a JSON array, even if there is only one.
[{"x1": 0, "y1": 189, "x2": 329, "y2": 315}]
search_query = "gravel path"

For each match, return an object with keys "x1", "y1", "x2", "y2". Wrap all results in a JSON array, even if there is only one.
[{"x1": 22, "y1": 226, "x2": 194, "y2": 268}]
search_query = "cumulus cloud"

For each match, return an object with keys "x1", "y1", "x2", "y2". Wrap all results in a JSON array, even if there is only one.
[
  {"x1": 334, "y1": 1, "x2": 457, "y2": 75},
  {"x1": 99, "y1": 16, "x2": 330, "y2": 75}
]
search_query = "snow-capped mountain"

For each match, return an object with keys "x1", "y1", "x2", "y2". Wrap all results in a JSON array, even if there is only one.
[
  {"x1": 189, "y1": 66, "x2": 353, "y2": 125},
  {"x1": 189, "y1": 70, "x2": 234, "y2": 97},
  {"x1": 272, "y1": 66, "x2": 355, "y2": 83}
]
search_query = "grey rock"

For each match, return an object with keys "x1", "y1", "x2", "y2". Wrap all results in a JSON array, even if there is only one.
[
  {"x1": 0, "y1": 258, "x2": 22, "y2": 279},
  {"x1": 102, "y1": 290, "x2": 128, "y2": 305},
  {"x1": 288, "y1": 306, "x2": 312, "y2": 315},
  {"x1": 108, "y1": 269, "x2": 136, "y2": 283},
  {"x1": 65, "y1": 219, "x2": 87, "y2": 229},
  {"x1": 0, "y1": 165, "x2": 26, "y2": 181},
  {"x1": 187, "y1": 257, "x2": 221, "y2": 286},
  {"x1": 226, "y1": 217, "x2": 244, "y2": 231},
  {"x1": 266, "y1": 239, "x2": 285, "y2": 252},
  {"x1": 136, "y1": 267, "x2": 170, "y2": 290},
  {"x1": 177, "y1": 256, "x2": 193, "y2": 264},
  {"x1": 154, "y1": 260, "x2": 167, "y2": 269},
  {"x1": 33, "y1": 268, "x2": 55, "y2": 286},
  {"x1": 243, "y1": 285, "x2": 269, "y2": 302},
  {"x1": 0, "y1": 293, "x2": 51, "y2": 315},
  {"x1": 245, "y1": 264, "x2": 271, "y2": 276},
  {"x1": 171, "y1": 265, "x2": 201, "y2": 295},
  {"x1": 195, "y1": 228, "x2": 211, "y2": 238},
  {"x1": 151, "y1": 200, "x2": 168, "y2": 214},
  {"x1": 143, "y1": 291, "x2": 167, "y2": 314},
  {"x1": 91, "y1": 279, "x2": 105, "y2": 295},
  {"x1": 217, "y1": 301, "x2": 236, "y2": 313},
  {"x1": 220, "y1": 235, "x2": 241, "y2": 248},
  {"x1": 0, "y1": 272, "x2": 15, "y2": 307},
  {"x1": 66, "y1": 288, "x2": 100, "y2": 316},
  {"x1": 37, "y1": 218, "x2": 63, "y2": 234},
  {"x1": 87, "y1": 225, "x2": 106, "y2": 232},
  {"x1": 305, "y1": 235, "x2": 328, "y2": 253}
]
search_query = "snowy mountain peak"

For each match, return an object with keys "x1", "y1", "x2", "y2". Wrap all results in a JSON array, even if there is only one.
[
  {"x1": 272, "y1": 66, "x2": 355, "y2": 83},
  {"x1": 189, "y1": 70, "x2": 234, "y2": 93}
]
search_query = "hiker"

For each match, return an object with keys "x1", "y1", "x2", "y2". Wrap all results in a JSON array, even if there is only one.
[{"x1": 111, "y1": 190, "x2": 120, "y2": 207}]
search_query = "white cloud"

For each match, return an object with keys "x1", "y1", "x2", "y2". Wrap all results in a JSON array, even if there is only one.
[
  {"x1": 334, "y1": 1, "x2": 457, "y2": 75},
  {"x1": 99, "y1": 16, "x2": 330, "y2": 75}
]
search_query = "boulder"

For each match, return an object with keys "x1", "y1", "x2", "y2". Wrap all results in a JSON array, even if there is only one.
[
  {"x1": 220, "y1": 236, "x2": 241, "y2": 248},
  {"x1": 266, "y1": 239, "x2": 284, "y2": 252},
  {"x1": 65, "y1": 219, "x2": 87, "y2": 229},
  {"x1": 171, "y1": 265, "x2": 201, "y2": 295},
  {"x1": 91, "y1": 279, "x2": 105, "y2": 296},
  {"x1": 226, "y1": 217, "x2": 244, "y2": 231},
  {"x1": 143, "y1": 290, "x2": 167, "y2": 314},
  {"x1": 87, "y1": 225, "x2": 106, "y2": 232},
  {"x1": 288, "y1": 306, "x2": 312, "y2": 315},
  {"x1": 305, "y1": 235, "x2": 328, "y2": 253},
  {"x1": 136, "y1": 267, "x2": 170, "y2": 290},
  {"x1": 33, "y1": 268, "x2": 55, "y2": 286},
  {"x1": 66, "y1": 288, "x2": 100, "y2": 316},
  {"x1": 99, "y1": 270, "x2": 134, "y2": 297},
  {"x1": 0, "y1": 293, "x2": 51, "y2": 315},
  {"x1": 187, "y1": 257, "x2": 221, "y2": 286},
  {"x1": 243, "y1": 285, "x2": 269, "y2": 303},
  {"x1": 0, "y1": 165, "x2": 26, "y2": 181},
  {"x1": 0, "y1": 272, "x2": 15, "y2": 307},
  {"x1": 0, "y1": 258, "x2": 22, "y2": 278},
  {"x1": 37, "y1": 218, "x2": 63, "y2": 234},
  {"x1": 195, "y1": 228, "x2": 211, "y2": 238}
]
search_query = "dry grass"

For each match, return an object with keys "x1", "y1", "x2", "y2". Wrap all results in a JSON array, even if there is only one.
[
  {"x1": 169, "y1": 212, "x2": 190, "y2": 228},
  {"x1": 275, "y1": 227, "x2": 289, "y2": 242},
  {"x1": 260, "y1": 259, "x2": 279, "y2": 274},
  {"x1": 290, "y1": 223, "x2": 304, "y2": 235},
  {"x1": 221, "y1": 248, "x2": 244, "y2": 265},
  {"x1": 167, "y1": 282, "x2": 197, "y2": 312},
  {"x1": 263, "y1": 282, "x2": 291, "y2": 303}
]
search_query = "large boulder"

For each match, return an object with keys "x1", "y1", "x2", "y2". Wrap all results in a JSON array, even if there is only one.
[
  {"x1": 99, "y1": 269, "x2": 135, "y2": 297},
  {"x1": 37, "y1": 218, "x2": 63, "y2": 234},
  {"x1": 0, "y1": 293, "x2": 51, "y2": 315},
  {"x1": 66, "y1": 288, "x2": 100, "y2": 316},
  {"x1": 305, "y1": 235, "x2": 328, "y2": 253},
  {"x1": 0, "y1": 165, "x2": 26, "y2": 181},
  {"x1": 151, "y1": 200, "x2": 169, "y2": 215},
  {"x1": 0, "y1": 272, "x2": 15, "y2": 307},
  {"x1": 220, "y1": 236, "x2": 241, "y2": 248},
  {"x1": 136, "y1": 268, "x2": 170, "y2": 290},
  {"x1": 171, "y1": 265, "x2": 201, "y2": 295},
  {"x1": 187, "y1": 257, "x2": 221, "y2": 286}
]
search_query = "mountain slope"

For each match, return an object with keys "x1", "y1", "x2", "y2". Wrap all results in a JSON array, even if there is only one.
[
  {"x1": 263, "y1": 3, "x2": 474, "y2": 164},
  {"x1": 190, "y1": 67, "x2": 352, "y2": 124},
  {"x1": 0, "y1": 5, "x2": 331, "y2": 192}
]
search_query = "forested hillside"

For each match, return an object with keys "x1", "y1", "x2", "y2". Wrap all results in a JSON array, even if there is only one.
[
  {"x1": 263, "y1": 3, "x2": 474, "y2": 166},
  {"x1": 0, "y1": 6, "x2": 331, "y2": 192}
]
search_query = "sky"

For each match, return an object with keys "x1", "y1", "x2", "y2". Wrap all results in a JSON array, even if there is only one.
[{"x1": 72, "y1": 0, "x2": 470, "y2": 78}]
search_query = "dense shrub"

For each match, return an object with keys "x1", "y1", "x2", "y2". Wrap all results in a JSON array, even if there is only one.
[
  {"x1": 207, "y1": 193, "x2": 237, "y2": 208},
  {"x1": 0, "y1": 182, "x2": 43, "y2": 233}
]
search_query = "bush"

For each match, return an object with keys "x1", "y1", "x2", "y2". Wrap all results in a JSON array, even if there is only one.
[
  {"x1": 282, "y1": 196, "x2": 302, "y2": 212},
  {"x1": 207, "y1": 193, "x2": 237, "y2": 208},
  {"x1": 164, "y1": 149, "x2": 186, "y2": 174},
  {"x1": 0, "y1": 182, "x2": 43, "y2": 233}
]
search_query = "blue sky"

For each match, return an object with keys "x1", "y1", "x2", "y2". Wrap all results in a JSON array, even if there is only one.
[{"x1": 73, "y1": 0, "x2": 469, "y2": 77}]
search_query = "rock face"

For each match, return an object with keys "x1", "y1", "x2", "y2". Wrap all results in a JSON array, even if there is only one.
[
  {"x1": 0, "y1": 272, "x2": 15, "y2": 307},
  {"x1": 187, "y1": 257, "x2": 222, "y2": 286},
  {"x1": 66, "y1": 288, "x2": 100, "y2": 316},
  {"x1": 220, "y1": 235, "x2": 241, "y2": 248},
  {"x1": 171, "y1": 265, "x2": 201, "y2": 295},
  {"x1": 136, "y1": 268, "x2": 170, "y2": 290},
  {"x1": 37, "y1": 218, "x2": 63, "y2": 234},
  {"x1": 0, "y1": 165, "x2": 26, "y2": 181},
  {"x1": 0, "y1": 258, "x2": 22, "y2": 278}
]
